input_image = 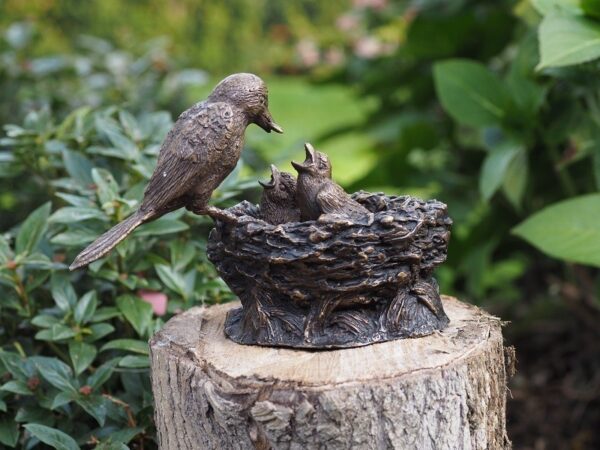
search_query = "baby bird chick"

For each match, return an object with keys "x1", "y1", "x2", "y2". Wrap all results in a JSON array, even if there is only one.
[
  {"x1": 259, "y1": 165, "x2": 301, "y2": 225},
  {"x1": 292, "y1": 143, "x2": 369, "y2": 221}
]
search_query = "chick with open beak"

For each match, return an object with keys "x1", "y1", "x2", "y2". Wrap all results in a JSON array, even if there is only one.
[
  {"x1": 259, "y1": 165, "x2": 301, "y2": 225},
  {"x1": 293, "y1": 143, "x2": 369, "y2": 221}
]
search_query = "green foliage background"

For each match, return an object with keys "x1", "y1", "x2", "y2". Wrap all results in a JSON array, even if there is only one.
[{"x1": 1, "y1": 0, "x2": 599, "y2": 448}]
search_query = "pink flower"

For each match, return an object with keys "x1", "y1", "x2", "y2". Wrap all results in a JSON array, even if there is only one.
[
  {"x1": 353, "y1": 0, "x2": 388, "y2": 10},
  {"x1": 354, "y1": 36, "x2": 384, "y2": 59},
  {"x1": 138, "y1": 290, "x2": 168, "y2": 316},
  {"x1": 325, "y1": 47, "x2": 345, "y2": 66},
  {"x1": 296, "y1": 39, "x2": 320, "y2": 67},
  {"x1": 336, "y1": 14, "x2": 359, "y2": 32}
]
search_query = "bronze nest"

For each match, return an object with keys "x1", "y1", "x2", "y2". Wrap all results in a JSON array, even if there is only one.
[{"x1": 207, "y1": 144, "x2": 452, "y2": 349}]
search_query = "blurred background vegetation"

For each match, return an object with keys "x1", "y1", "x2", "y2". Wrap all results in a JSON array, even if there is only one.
[{"x1": 0, "y1": 0, "x2": 599, "y2": 448}]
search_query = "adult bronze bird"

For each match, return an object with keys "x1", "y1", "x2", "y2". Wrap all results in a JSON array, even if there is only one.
[
  {"x1": 292, "y1": 143, "x2": 369, "y2": 221},
  {"x1": 70, "y1": 73, "x2": 282, "y2": 270},
  {"x1": 258, "y1": 164, "x2": 300, "y2": 225}
]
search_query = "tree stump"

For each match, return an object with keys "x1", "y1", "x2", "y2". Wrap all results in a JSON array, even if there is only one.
[{"x1": 150, "y1": 296, "x2": 511, "y2": 450}]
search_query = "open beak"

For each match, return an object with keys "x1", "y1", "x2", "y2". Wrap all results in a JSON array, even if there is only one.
[
  {"x1": 256, "y1": 109, "x2": 283, "y2": 134},
  {"x1": 304, "y1": 142, "x2": 316, "y2": 162},
  {"x1": 259, "y1": 164, "x2": 280, "y2": 189}
]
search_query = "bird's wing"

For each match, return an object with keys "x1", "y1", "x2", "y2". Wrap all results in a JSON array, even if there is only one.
[
  {"x1": 140, "y1": 102, "x2": 235, "y2": 212},
  {"x1": 316, "y1": 182, "x2": 351, "y2": 215}
]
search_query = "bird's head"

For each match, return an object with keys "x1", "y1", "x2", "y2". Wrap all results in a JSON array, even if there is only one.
[
  {"x1": 259, "y1": 165, "x2": 297, "y2": 201},
  {"x1": 291, "y1": 143, "x2": 332, "y2": 178},
  {"x1": 209, "y1": 73, "x2": 283, "y2": 134}
]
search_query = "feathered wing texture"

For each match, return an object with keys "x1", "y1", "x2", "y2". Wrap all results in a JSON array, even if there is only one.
[
  {"x1": 70, "y1": 102, "x2": 237, "y2": 270},
  {"x1": 316, "y1": 182, "x2": 370, "y2": 216},
  {"x1": 69, "y1": 210, "x2": 150, "y2": 270},
  {"x1": 140, "y1": 102, "x2": 234, "y2": 212}
]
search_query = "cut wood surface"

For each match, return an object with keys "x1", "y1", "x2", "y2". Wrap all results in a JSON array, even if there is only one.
[{"x1": 150, "y1": 296, "x2": 511, "y2": 450}]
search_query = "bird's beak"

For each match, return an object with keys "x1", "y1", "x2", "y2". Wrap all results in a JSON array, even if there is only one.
[
  {"x1": 291, "y1": 160, "x2": 306, "y2": 173},
  {"x1": 256, "y1": 109, "x2": 283, "y2": 134},
  {"x1": 259, "y1": 164, "x2": 280, "y2": 189},
  {"x1": 304, "y1": 142, "x2": 316, "y2": 163}
]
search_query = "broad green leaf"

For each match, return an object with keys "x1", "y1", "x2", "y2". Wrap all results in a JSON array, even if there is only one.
[
  {"x1": 537, "y1": 14, "x2": 600, "y2": 69},
  {"x1": 118, "y1": 355, "x2": 150, "y2": 368},
  {"x1": 92, "y1": 168, "x2": 119, "y2": 206},
  {"x1": 31, "y1": 315, "x2": 60, "y2": 328},
  {"x1": 76, "y1": 396, "x2": 107, "y2": 426},
  {"x1": 433, "y1": 60, "x2": 513, "y2": 127},
  {"x1": 502, "y1": 149, "x2": 528, "y2": 209},
  {"x1": 95, "y1": 116, "x2": 139, "y2": 160},
  {"x1": 513, "y1": 194, "x2": 600, "y2": 266},
  {"x1": 74, "y1": 291, "x2": 97, "y2": 325},
  {"x1": 116, "y1": 295, "x2": 153, "y2": 336},
  {"x1": 51, "y1": 391, "x2": 76, "y2": 410},
  {"x1": 35, "y1": 324, "x2": 76, "y2": 341},
  {"x1": 87, "y1": 358, "x2": 119, "y2": 390},
  {"x1": 134, "y1": 218, "x2": 189, "y2": 237},
  {"x1": 1, "y1": 380, "x2": 32, "y2": 395},
  {"x1": 30, "y1": 356, "x2": 77, "y2": 394},
  {"x1": 51, "y1": 274, "x2": 77, "y2": 312},
  {"x1": 69, "y1": 342, "x2": 97, "y2": 376},
  {"x1": 582, "y1": 0, "x2": 600, "y2": 19},
  {"x1": 51, "y1": 229, "x2": 98, "y2": 247},
  {"x1": 0, "y1": 352, "x2": 30, "y2": 381},
  {"x1": 90, "y1": 307, "x2": 121, "y2": 322},
  {"x1": 480, "y1": 141, "x2": 523, "y2": 200},
  {"x1": 22, "y1": 253, "x2": 63, "y2": 270},
  {"x1": 532, "y1": 0, "x2": 582, "y2": 15},
  {"x1": 23, "y1": 424, "x2": 79, "y2": 450},
  {"x1": 62, "y1": 149, "x2": 93, "y2": 185},
  {"x1": 0, "y1": 236, "x2": 13, "y2": 263},
  {"x1": 15, "y1": 202, "x2": 51, "y2": 255},
  {"x1": 155, "y1": 264, "x2": 186, "y2": 297},
  {"x1": 85, "y1": 323, "x2": 115, "y2": 342},
  {"x1": 0, "y1": 418, "x2": 19, "y2": 447},
  {"x1": 100, "y1": 339, "x2": 149, "y2": 355},
  {"x1": 49, "y1": 207, "x2": 108, "y2": 224}
]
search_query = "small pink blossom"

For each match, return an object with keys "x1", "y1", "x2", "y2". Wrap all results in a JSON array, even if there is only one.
[
  {"x1": 138, "y1": 290, "x2": 168, "y2": 316},
  {"x1": 325, "y1": 47, "x2": 345, "y2": 66},
  {"x1": 296, "y1": 39, "x2": 320, "y2": 67},
  {"x1": 336, "y1": 14, "x2": 359, "y2": 32},
  {"x1": 354, "y1": 36, "x2": 384, "y2": 59}
]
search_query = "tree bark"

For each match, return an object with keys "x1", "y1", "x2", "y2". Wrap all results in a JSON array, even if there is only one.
[{"x1": 150, "y1": 296, "x2": 512, "y2": 450}]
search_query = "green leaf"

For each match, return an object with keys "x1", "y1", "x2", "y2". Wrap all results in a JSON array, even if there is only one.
[
  {"x1": 1, "y1": 380, "x2": 32, "y2": 395},
  {"x1": 513, "y1": 194, "x2": 600, "y2": 266},
  {"x1": 90, "y1": 307, "x2": 121, "y2": 322},
  {"x1": 74, "y1": 291, "x2": 97, "y2": 325},
  {"x1": 23, "y1": 424, "x2": 79, "y2": 450},
  {"x1": 433, "y1": 59, "x2": 513, "y2": 127},
  {"x1": 0, "y1": 418, "x2": 19, "y2": 447},
  {"x1": 85, "y1": 323, "x2": 115, "y2": 342},
  {"x1": 118, "y1": 355, "x2": 150, "y2": 368},
  {"x1": 69, "y1": 342, "x2": 97, "y2": 376},
  {"x1": 0, "y1": 236, "x2": 13, "y2": 263},
  {"x1": 480, "y1": 141, "x2": 523, "y2": 201},
  {"x1": 76, "y1": 396, "x2": 107, "y2": 426},
  {"x1": 134, "y1": 218, "x2": 189, "y2": 237},
  {"x1": 49, "y1": 207, "x2": 107, "y2": 224},
  {"x1": 51, "y1": 229, "x2": 99, "y2": 247},
  {"x1": 31, "y1": 314, "x2": 60, "y2": 328},
  {"x1": 92, "y1": 168, "x2": 120, "y2": 206},
  {"x1": 532, "y1": 0, "x2": 582, "y2": 16},
  {"x1": 582, "y1": 0, "x2": 600, "y2": 19},
  {"x1": 100, "y1": 339, "x2": 149, "y2": 355},
  {"x1": 30, "y1": 356, "x2": 77, "y2": 394},
  {"x1": 537, "y1": 14, "x2": 600, "y2": 69},
  {"x1": 51, "y1": 274, "x2": 77, "y2": 312},
  {"x1": 87, "y1": 359, "x2": 119, "y2": 390},
  {"x1": 15, "y1": 202, "x2": 51, "y2": 255},
  {"x1": 155, "y1": 264, "x2": 186, "y2": 297},
  {"x1": 502, "y1": 149, "x2": 528, "y2": 209},
  {"x1": 62, "y1": 149, "x2": 93, "y2": 185},
  {"x1": 51, "y1": 391, "x2": 76, "y2": 410},
  {"x1": 35, "y1": 324, "x2": 76, "y2": 342},
  {"x1": 116, "y1": 295, "x2": 153, "y2": 336}
]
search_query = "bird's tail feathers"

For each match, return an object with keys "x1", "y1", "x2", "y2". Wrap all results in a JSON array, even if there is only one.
[{"x1": 69, "y1": 210, "x2": 149, "y2": 270}]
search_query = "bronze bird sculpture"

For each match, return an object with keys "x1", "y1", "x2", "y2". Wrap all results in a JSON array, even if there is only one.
[
  {"x1": 258, "y1": 165, "x2": 300, "y2": 225},
  {"x1": 292, "y1": 143, "x2": 369, "y2": 221},
  {"x1": 70, "y1": 73, "x2": 282, "y2": 270}
]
